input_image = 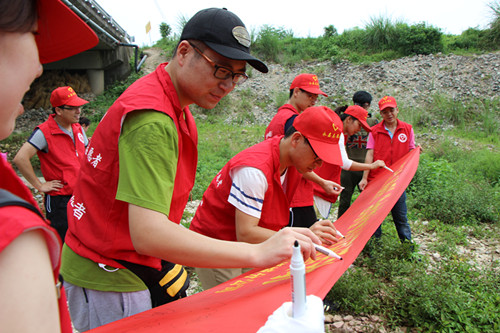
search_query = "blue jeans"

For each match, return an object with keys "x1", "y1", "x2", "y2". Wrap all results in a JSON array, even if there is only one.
[{"x1": 373, "y1": 191, "x2": 412, "y2": 242}]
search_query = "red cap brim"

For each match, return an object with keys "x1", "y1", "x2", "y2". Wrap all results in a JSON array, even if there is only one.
[
  {"x1": 65, "y1": 96, "x2": 89, "y2": 107},
  {"x1": 309, "y1": 139, "x2": 343, "y2": 166},
  {"x1": 36, "y1": 0, "x2": 99, "y2": 64},
  {"x1": 302, "y1": 86, "x2": 328, "y2": 97},
  {"x1": 359, "y1": 119, "x2": 372, "y2": 132},
  {"x1": 379, "y1": 102, "x2": 398, "y2": 110}
]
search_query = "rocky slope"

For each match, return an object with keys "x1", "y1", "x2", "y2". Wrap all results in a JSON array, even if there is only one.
[{"x1": 238, "y1": 51, "x2": 500, "y2": 126}]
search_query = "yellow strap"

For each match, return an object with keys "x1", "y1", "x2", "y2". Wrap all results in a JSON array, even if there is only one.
[
  {"x1": 159, "y1": 264, "x2": 183, "y2": 287},
  {"x1": 166, "y1": 269, "x2": 187, "y2": 297}
]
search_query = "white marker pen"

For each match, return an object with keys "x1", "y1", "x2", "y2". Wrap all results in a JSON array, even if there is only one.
[
  {"x1": 315, "y1": 244, "x2": 343, "y2": 260},
  {"x1": 290, "y1": 240, "x2": 306, "y2": 318},
  {"x1": 383, "y1": 165, "x2": 394, "y2": 173}
]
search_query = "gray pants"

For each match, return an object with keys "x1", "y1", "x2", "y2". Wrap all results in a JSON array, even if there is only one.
[{"x1": 63, "y1": 281, "x2": 151, "y2": 332}]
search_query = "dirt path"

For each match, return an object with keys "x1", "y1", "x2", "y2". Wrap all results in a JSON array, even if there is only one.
[{"x1": 140, "y1": 47, "x2": 168, "y2": 74}]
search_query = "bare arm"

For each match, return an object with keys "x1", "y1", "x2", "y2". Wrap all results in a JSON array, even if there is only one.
[
  {"x1": 13, "y1": 143, "x2": 62, "y2": 193},
  {"x1": 235, "y1": 209, "x2": 277, "y2": 243},
  {"x1": 348, "y1": 159, "x2": 385, "y2": 172},
  {"x1": 302, "y1": 171, "x2": 342, "y2": 196},
  {"x1": 359, "y1": 149, "x2": 374, "y2": 191},
  {"x1": 129, "y1": 204, "x2": 320, "y2": 268},
  {"x1": 0, "y1": 230, "x2": 61, "y2": 333}
]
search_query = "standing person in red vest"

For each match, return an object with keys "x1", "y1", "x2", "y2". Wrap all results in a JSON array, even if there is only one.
[
  {"x1": 60, "y1": 8, "x2": 322, "y2": 331},
  {"x1": 265, "y1": 73, "x2": 342, "y2": 228},
  {"x1": 0, "y1": 0, "x2": 98, "y2": 331},
  {"x1": 14, "y1": 86, "x2": 89, "y2": 242},
  {"x1": 359, "y1": 96, "x2": 415, "y2": 243},
  {"x1": 191, "y1": 106, "x2": 343, "y2": 289}
]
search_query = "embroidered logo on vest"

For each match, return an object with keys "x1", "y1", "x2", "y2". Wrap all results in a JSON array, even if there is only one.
[{"x1": 398, "y1": 133, "x2": 408, "y2": 143}]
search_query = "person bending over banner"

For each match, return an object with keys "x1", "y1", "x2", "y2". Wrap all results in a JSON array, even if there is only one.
[
  {"x1": 190, "y1": 106, "x2": 344, "y2": 290},
  {"x1": 312, "y1": 104, "x2": 386, "y2": 221},
  {"x1": 61, "y1": 8, "x2": 321, "y2": 331},
  {"x1": 360, "y1": 96, "x2": 416, "y2": 244}
]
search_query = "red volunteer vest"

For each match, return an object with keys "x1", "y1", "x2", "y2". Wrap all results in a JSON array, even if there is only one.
[
  {"x1": 368, "y1": 120, "x2": 412, "y2": 181},
  {"x1": 65, "y1": 63, "x2": 198, "y2": 270},
  {"x1": 189, "y1": 136, "x2": 300, "y2": 241},
  {"x1": 264, "y1": 104, "x2": 298, "y2": 139},
  {"x1": 37, "y1": 114, "x2": 86, "y2": 195},
  {"x1": 264, "y1": 104, "x2": 313, "y2": 207},
  {"x1": 0, "y1": 158, "x2": 72, "y2": 333}
]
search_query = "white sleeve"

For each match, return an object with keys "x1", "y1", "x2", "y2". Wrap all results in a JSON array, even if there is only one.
[
  {"x1": 339, "y1": 134, "x2": 353, "y2": 170},
  {"x1": 228, "y1": 166, "x2": 268, "y2": 219}
]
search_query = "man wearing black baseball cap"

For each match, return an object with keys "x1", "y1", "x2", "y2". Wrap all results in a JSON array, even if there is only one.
[
  {"x1": 61, "y1": 8, "x2": 319, "y2": 331},
  {"x1": 180, "y1": 7, "x2": 268, "y2": 73}
]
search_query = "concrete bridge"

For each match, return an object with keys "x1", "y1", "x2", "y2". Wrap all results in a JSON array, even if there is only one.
[{"x1": 44, "y1": 0, "x2": 141, "y2": 95}]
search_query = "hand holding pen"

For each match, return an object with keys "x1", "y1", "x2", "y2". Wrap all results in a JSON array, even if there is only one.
[{"x1": 309, "y1": 219, "x2": 344, "y2": 245}]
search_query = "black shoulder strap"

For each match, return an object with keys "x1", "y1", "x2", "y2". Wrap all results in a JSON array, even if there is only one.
[{"x1": 0, "y1": 189, "x2": 44, "y2": 219}]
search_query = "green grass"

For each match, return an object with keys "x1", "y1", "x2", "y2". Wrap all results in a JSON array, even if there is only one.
[
  {"x1": 192, "y1": 117, "x2": 265, "y2": 199},
  {"x1": 326, "y1": 223, "x2": 500, "y2": 332}
]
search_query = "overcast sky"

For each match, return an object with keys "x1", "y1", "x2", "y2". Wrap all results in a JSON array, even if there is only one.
[{"x1": 96, "y1": 0, "x2": 495, "y2": 47}]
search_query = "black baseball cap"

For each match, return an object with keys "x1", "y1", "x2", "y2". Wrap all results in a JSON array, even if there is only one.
[{"x1": 180, "y1": 8, "x2": 268, "y2": 73}]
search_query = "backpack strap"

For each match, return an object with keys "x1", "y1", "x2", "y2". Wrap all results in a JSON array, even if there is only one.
[{"x1": 0, "y1": 189, "x2": 44, "y2": 219}]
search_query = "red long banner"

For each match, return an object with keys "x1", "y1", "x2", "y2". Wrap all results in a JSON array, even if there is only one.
[{"x1": 91, "y1": 148, "x2": 420, "y2": 333}]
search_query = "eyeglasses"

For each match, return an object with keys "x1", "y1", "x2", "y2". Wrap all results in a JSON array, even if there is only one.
[
  {"x1": 299, "y1": 89, "x2": 318, "y2": 100},
  {"x1": 189, "y1": 42, "x2": 248, "y2": 85},
  {"x1": 59, "y1": 106, "x2": 81, "y2": 111},
  {"x1": 303, "y1": 136, "x2": 322, "y2": 164}
]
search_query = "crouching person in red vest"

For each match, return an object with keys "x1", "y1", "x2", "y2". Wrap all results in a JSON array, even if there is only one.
[{"x1": 190, "y1": 106, "x2": 345, "y2": 290}]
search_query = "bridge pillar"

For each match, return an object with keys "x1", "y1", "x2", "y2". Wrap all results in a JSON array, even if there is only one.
[{"x1": 87, "y1": 69, "x2": 105, "y2": 95}]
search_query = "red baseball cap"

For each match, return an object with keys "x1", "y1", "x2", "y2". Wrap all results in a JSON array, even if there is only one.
[
  {"x1": 345, "y1": 105, "x2": 372, "y2": 132},
  {"x1": 293, "y1": 106, "x2": 343, "y2": 166},
  {"x1": 378, "y1": 96, "x2": 398, "y2": 110},
  {"x1": 290, "y1": 74, "x2": 328, "y2": 97},
  {"x1": 36, "y1": 0, "x2": 99, "y2": 64},
  {"x1": 50, "y1": 86, "x2": 89, "y2": 107}
]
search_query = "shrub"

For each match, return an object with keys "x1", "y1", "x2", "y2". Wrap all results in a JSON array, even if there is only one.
[
  {"x1": 393, "y1": 22, "x2": 444, "y2": 56},
  {"x1": 253, "y1": 25, "x2": 293, "y2": 63}
]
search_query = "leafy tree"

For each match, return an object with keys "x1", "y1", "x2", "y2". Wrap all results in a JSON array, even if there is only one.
[
  {"x1": 324, "y1": 25, "x2": 338, "y2": 37},
  {"x1": 159, "y1": 22, "x2": 171, "y2": 39}
]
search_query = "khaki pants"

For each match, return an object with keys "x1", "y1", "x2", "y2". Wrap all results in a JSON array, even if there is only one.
[{"x1": 195, "y1": 267, "x2": 252, "y2": 290}]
